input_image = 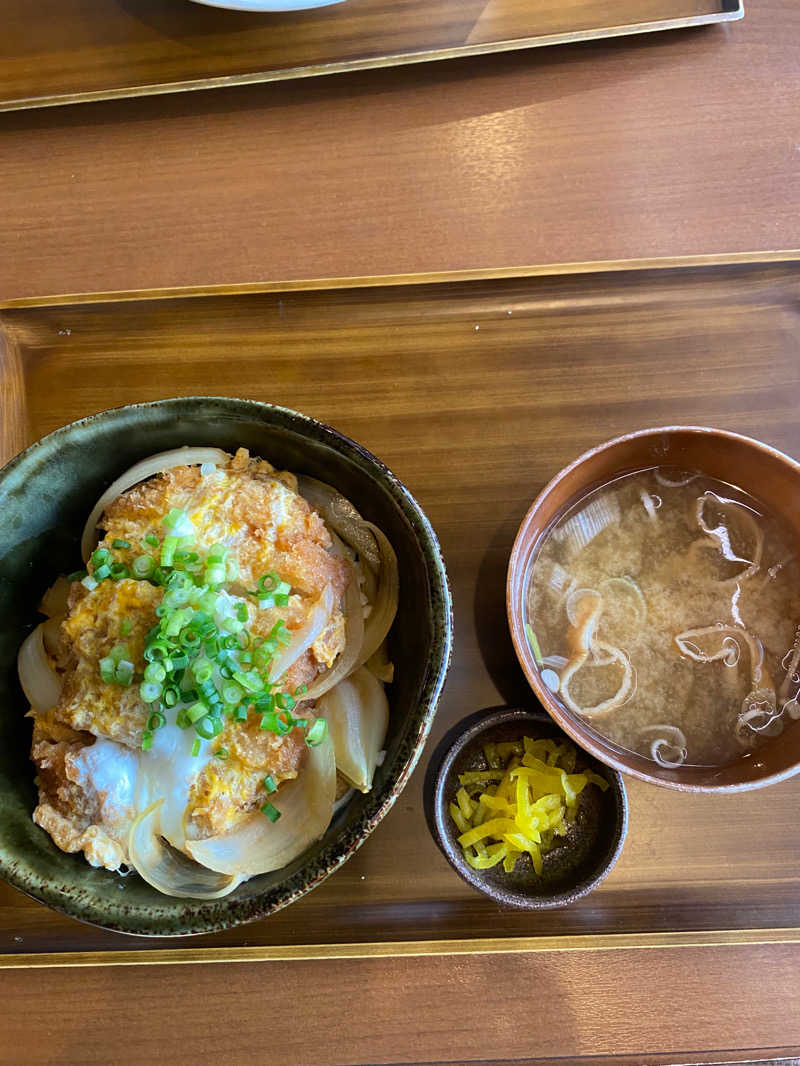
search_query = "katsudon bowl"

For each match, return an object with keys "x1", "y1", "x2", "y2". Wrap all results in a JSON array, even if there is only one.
[{"x1": 0, "y1": 397, "x2": 451, "y2": 935}]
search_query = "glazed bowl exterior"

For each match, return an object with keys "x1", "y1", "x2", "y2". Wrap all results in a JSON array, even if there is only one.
[
  {"x1": 507, "y1": 426, "x2": 800, "y2": 793},
  {"x1": 0, "y1": 397, "x2": 452, "y2": 934}
]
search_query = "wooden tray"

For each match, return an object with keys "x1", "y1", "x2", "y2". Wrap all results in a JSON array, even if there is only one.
[
  {"x1": 2, "y1": 259, "x2": 800, "y2": 968},
  {"x1": 1, "y1": 0, "x2": 743, "y2": 113}
]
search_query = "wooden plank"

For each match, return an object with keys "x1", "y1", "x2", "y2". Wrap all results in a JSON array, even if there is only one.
[
  {"x1": 1, "y1": 943, "x2": 799, "y2": 1065},
  {"x1": 0, "y1": 0, "x2": 798, "y2": 304},
  {"x1": 0, "y1": 0, "x2": 738, "y2": 112}
]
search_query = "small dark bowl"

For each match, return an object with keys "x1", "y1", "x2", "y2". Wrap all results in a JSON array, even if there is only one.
[
  {"x1": 431, "y1": 707, "x2": 627, "y2": 908},
  {"x1": 0, "y1": 397, "x2": 452, "y2": 935}
]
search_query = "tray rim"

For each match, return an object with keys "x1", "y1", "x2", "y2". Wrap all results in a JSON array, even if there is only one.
[
  {"x1": 2, "y1": 249, "x2": 797, "y2": 312},
  {"x1": 1, "y1": 927, "x2": 799, "y2": 969},
  {"x1": 0, "y1": 0, "x2": 744, "y2": 114}
]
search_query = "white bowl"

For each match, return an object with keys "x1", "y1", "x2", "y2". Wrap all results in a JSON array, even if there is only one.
[{"x1": 190, "y1": 0, "x2": 345, "y2": 10}]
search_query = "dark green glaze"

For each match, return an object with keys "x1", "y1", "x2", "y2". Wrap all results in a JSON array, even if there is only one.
[
  {"x1": 0, "y1": 398, "x2": 452, "y2": 936},
  {"x1": 431, "y1": 707, "x2": 627, "y2": 908}
]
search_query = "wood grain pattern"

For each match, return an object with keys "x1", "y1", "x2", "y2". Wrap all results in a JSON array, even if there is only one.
[
  {"x1": 2, "y1": 263, "x2": 800, "y2": 963},
  {"x1": 1, "y1": 943, "x2": 799, "y2": 1065},
  {"x1": 1, "y1": 0, "x2": 798, "y2": 305},
  {"x1": 0, "y1": 0, "x2": 737, "y2": 111}
]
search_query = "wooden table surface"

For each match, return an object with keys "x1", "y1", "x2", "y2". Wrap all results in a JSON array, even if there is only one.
[
  {"x1": 1, "y1": 0, "x2": 799, "y2": 306},
  {"x1": 2, "y1": 1, "x2": 800, "y2": 1064}
]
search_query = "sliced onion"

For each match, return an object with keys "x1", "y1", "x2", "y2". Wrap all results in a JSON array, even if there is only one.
[
  {"x1": 186, "y1": 735, "x2": 336, "y2": 876},
  {"x1": 296, "y1": 475, "x2": 380, "y2": 571},
  {"x1": 268, "y1": 584, "x2": 335, "y2": 684},
  {"x1": 356, "y1": 522, "x2": 399, "y2": 668},
  {"x1": 639, "y1": 488, "x2": 659, "y2": 522},
  {"x1": 40, "y1": 576, "x2": 71, "y2": 619},
  {"x1": 566, "y1": 587, "x2": 601, "y2": 628},
  {"x1": 541, "y1": 654, "x2": 567, "y2": 671},
  {"x1": 80, "y1": 446, "x2": 229, "y2": 561},
  {"x1": 304, "y1": 570, "x2": 364, "y2": 700},
  {"x1": 366, "y1": 640, "x2": 395, "y2": 683},
  {"x1": 40, "y1": 617, "x2": 64, "y2": 659},
  {"x1": 17, "y1": 624, "x2": 62, "y2": 711},
  {"x1": 128, "y1": 799, "x2": 242, "y2": 899},
  {"x1": 317, "y1": 667, "x2": 389, "y2": 793},
  {"x1": 599, "y1": 577, "x2": 647, "y2": 625},
  {"x1": 654, "y1": 470, "x2": 698, "y2": 488},
  {"x1": 650, "y1": 739, "x2": 687, "y2": 768}
]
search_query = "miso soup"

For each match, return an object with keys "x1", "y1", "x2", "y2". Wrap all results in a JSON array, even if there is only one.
[{"x1": 525, "y1": 468, "x2": 800, "y2": 767}]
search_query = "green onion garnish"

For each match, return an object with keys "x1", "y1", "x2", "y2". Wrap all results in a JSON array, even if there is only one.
[
  {"x1": 94, "y1": 563, "x2": 111, "y2": 581},
  {"x1": 306, "y1": 718, "x2": 328, "y2": 747},
  {"x1": 160, "y1": 535, "x2": 178, "y2": 568},
  {"x1": 140, "y1": 680, "x2": 163, "y2": 702},
  {"x1": 99, "y1": 657, "x2": 116, "y2": 684},
  {"x1": 525, "y1": 623, "x2": 543, "y2": 666},
  {"x1": 112, "y1": 539, "x2": 131, "y2": 550},
  {"x1": 294, "y1": 684, "x2": 308, "y2": 697},
  {"x1": 115, "y1": 660, "x2": 134, "y2": 686},
  {"x1": 145, "y1": 533, "x2": 160, "y2": 547},
  {"x1": 186, "y1": 702, "x2": 209, "y2": 724},
  {"x1": 191, "y1": 738, "x2": 201, "y2": 757},
  {"x1": 261, "y1": 801, "x2": 281, "y2": 822},
  {"x1": 132, "y1": 555, "x2": 156, "y2": 579},
  {"x1": 91, "y1": 548, "x2": 111, "y2": 568},
  {"x1": 195, "y1": 715, "x2": 223, "y2": 740},
  {"x1": 263, "y1": 774, "x2": 277, "y2": 793},
  {"x1": 144, "y1": 662, "x2": 166, "y2": 685},
  {"x1": 147, "y1": 710, "x2": 166, "y2": 731},
  {"x1": 141, "y1": 730, "x2": 153, "y2": 752},
  {"x1": 120, "y1": 618, "x2": 133, "y2": 637},
  {"x1": 215, "y1": 748, "x2": 229, "y2": 761}
]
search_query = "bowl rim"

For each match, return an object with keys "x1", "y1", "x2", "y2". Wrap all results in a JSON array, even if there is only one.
[
  {"x1": 431, "y1": 706, "x2": 628, "y2": 908},
  {"x1": 0, "y1": 396, "x2": 453, "y2": 935},
  {"x1": 506, "y1": 424, "x2": 800, "y2": 794}
]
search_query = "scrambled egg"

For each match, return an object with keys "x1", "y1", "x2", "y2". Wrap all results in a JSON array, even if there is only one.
[{"x1": 29, "y1": 449, "x2": 350, "y2": 869}]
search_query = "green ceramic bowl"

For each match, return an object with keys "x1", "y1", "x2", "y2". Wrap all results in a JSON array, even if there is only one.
[{"x1": 0, "y1": 397, "x2": 452, "y2": 935}]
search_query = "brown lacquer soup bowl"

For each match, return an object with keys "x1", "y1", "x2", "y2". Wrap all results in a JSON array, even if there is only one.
[
  {"x1": 0, "y1": 397, "x2": 451, "y2": 935},
  {"x1": 507, "y1": 426, "x2": 800, "y2": 793}
]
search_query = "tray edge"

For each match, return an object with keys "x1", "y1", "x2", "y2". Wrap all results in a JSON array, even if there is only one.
[
  {"x1": 2, "y1": 248, "x2": 796, "y2": 312},
  {"x1": 0, "y1": 3, "x2": 744, "y2": 115},
  {"x1": 1, "y1": 925, "x2": 797, "y2": 969}
]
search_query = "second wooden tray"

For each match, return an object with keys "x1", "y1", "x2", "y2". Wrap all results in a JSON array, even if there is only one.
[
  {"x1": 1, "y1": 0, "x2": 742, "y2": 112},
  {"x1": 1, "y1": 259, "x2": 800, "y2": 967}
]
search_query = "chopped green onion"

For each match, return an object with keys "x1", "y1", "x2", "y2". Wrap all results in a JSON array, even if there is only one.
[
  {"x1": 525, "y1": 623, "x2": 543, "y2": 666},
  {"x1": 162, "y1": 685, "x2": 179, "y2": 708},
  {"x1": 160, "y1": 535, "x2": 178, "y2": 568},
  {"x1": 254, "y1": 693, "x2": 275, "y2": 712},
  {"x1": 109, "y1": 563, "x2": 130, "y2": 581},
  {"x1": 257, "y1": 572, "x2": 279, "y2": 593},
  {"x1": 191, "y1": 738, "x2": 201, "y2": 757},
  {"x1": 195, "y1": 715, "x2": 223, "y2": 740},
  {"x1": 192, "y1": 657, "x2": 214, "y2": 684},
  {"x1": 259, "y1": 711, "x2": 291, "y2": 736},
  {"x1": 207, "y1": 544, "x2": 229, "y2": 565},
  {"x1": 144, "y1": 640, "x2": 170, "y2": 662},
  {"x1": 269, "y1": 621, "x2": 291, "y2": 647},
  {"x1": 99, "y1": 657, "x2": 116, "y2": 684},
  {"x1": 147, "y1": 710, "x2": 166, "y2": 731},
  {"x1": 277, "y1": 692, "x2": 295, "y2": 712},
  {"x1": 145, "y1": 533, "x2": 160, "y2": 547},
  {"x1": 112, "y1": 539, "x2": 131, "y2": 550},
  {"x1": 109, "y1": 643, "x2": 130, "y2": 664},
  {"x1": 222, "y1": 681, "x2": 244, "y2": 704},
  {"x1": 236, "y1": 603, "x2": 248, "y2": 623},
  {"x1": 91, "y1": 548, "x2": 111, "y2": 568},
  {"x1": 233, "y1": 705, "x2": 248, "y2": 722},
  {"x1": 94, "y1": 563, "x2": 111, "y2": 581},
  {"x1": 144, "y1": 662, "x2": 166, "y2": 685},
  {"x1": 140, "y1": 680, "x2": 163, "y2": 702},
  {"x1": 215, "y1": 747, "x2": 229, "y2": 760},
  {"x1": 120, "y1": 619, "x2": 133, "y2": 637},
  {"x1": 163, "y1": 508, "x2": 188, "y2": 531},
  {"x1": 81, "y1": 575, "x2": 98, "y2": 591},
  {"x1": 141, "y1": 730, "x2": 153, "y2": 752},
  {"x1": 225, "y1": 558, "x2": 240, "y2": 582},
  {"x1": 115, "y1": 660, "x2": 134, "y2": 686},
  {"x1": 294, "y1": 684, "x2": 308, "y2": 697},
  {"x1": 306, "y1": 718, "x2": 329, "y2": 747},
  {"x1": 186, "y1": 702, "x2": 209, "y2": 724},
  {"x1": 205, "y1": 564, "x2": 226, "y2": 586},
  {"x1": 132, "y1": 555, "x2": 156, "y2": 579},
  {"x1": 263, "y1": 775, "x2": 277, "y2": 793},
  {"x1": 261, "y1": 801, "x2": 281, "y2": 822}
]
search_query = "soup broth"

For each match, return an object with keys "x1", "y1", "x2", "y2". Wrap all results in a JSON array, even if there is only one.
[{"x1": 525, "y1": 468, "x2": 800, "y2": 767}]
